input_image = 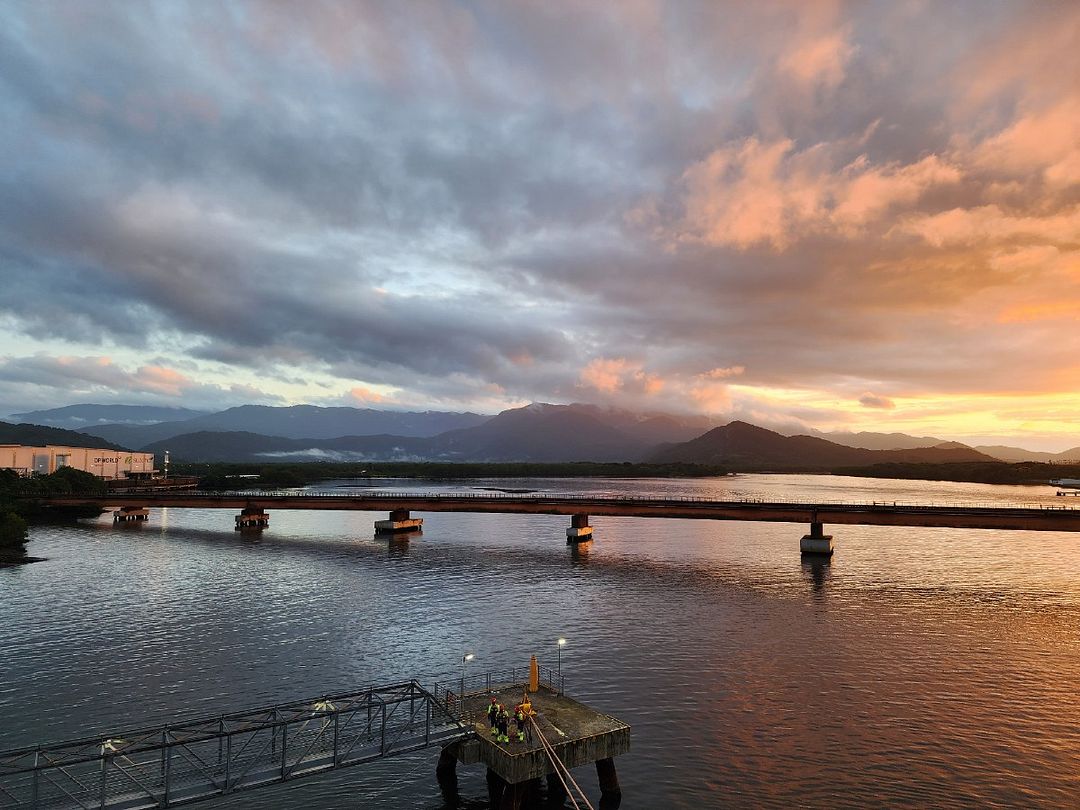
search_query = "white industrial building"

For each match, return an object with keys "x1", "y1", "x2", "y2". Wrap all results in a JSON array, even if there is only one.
[{"x1": 0, "y1": 445, "x2": 156, "y2": 480}]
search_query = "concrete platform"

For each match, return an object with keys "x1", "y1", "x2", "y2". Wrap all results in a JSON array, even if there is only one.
[{"x1": 451, "y1": 684, "x2": 630, "y2": 785}]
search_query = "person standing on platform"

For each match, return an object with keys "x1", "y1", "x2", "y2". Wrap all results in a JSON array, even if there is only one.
[
  {"x1": 518, "y1": 694, "x2": 535, "y2": 743},
  {"x1": 487, "y1": 696, "x2": 499, "y2": 734},
  {"x1": 496, "y1": 705, "x2": 510, "y2": 743},
  {"x1": 514, "y1": 705, "x2": 526, "y2": 742}
]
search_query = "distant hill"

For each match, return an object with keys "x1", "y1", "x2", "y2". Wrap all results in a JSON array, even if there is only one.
[
  {"x1": 649, "y1": 421, "x2": 997, "y2": 469},
  {"x1": 975, "y1": 444, "x2": 1080, "y2": 463},
  {"x1": 0, "y1": 422, "x2": 127, "y2": 450},
  {"x1": 141, "y1": 432, "x2": 431, "y2": 463},
  {"x1": 10, "y1": 404, "x2": 210, "y2": 429},
  {"x1": 140, "y1": 432, "x2": 305, "y2": 462},
  {"x1": 818, "y1": 430, "x2": 946, "y2": 451},
  {"x1": 91, "y1": 404, "x2": 490, "y2": 446},
  {"x1": 554, "y1": 403, "x2": 719, "y2": 445},
  {"x1": 425, "y1": 403, "x2": 652, "y2": 462},
  {"x1": 147, "y1": 403, "x2": 670, "y2": 463}
]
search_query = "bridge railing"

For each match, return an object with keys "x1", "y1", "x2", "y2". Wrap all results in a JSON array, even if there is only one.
[
  {"x1": 65, "y1": 488, "x2": 1080, "y2": 513},
  {"x1": 0, "y1": 681, "x2": 467, "y2": 810}
]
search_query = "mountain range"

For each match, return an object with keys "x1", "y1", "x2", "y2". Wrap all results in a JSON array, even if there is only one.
[
  {"x1": 1, "y1": 402, "x2": 1049, "y2": 468},
  {"x1": 648, "y1": 421, "x2": 997, "y2": 469}
]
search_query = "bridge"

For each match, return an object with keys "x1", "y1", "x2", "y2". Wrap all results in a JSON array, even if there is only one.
[{"x1": 34, "y1": 490, "x2": 1080, "y2": 555}]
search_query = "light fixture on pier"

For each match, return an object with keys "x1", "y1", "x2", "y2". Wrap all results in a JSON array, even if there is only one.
[
  {"x1": 557, "y1": 638, "x2": 566, "y2": 693},
  {"x1": 461, "y1": 652, "x2": 475, "y2": 700}
]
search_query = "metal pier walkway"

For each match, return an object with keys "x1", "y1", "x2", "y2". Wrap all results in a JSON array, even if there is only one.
[{"x1": 0, "y1": 681, "x2": 467, "y2": 809}]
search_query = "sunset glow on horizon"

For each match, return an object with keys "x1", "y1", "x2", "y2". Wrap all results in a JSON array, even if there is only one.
[{"x1": 1, "y1": 1, "x2": 1078, "y2": 449}]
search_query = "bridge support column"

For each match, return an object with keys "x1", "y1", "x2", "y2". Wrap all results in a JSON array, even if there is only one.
[
  {"x1": 566, "y1": 513, "x2": 593, "y2": 543},
  {"x1": 547, "y1": 771, "x2": 568, "y2": 803},
  {"x1": 435, "y1": 746, "x2": 458, "y2": 796},
  {"x1": 486, "y1": 768, "x2": 507, "y2": 808},
  {"x1": 497, "y1": 778, "x2": 536, "y2": 810},
  {"x1": 235, "y1": 507, "x2": 269, "y2": 531},
  {"x1": 597, "y1": 757, "x2": 622, "y2": 806},
  {"x1": 114, "y1": 506, "x2": 149, "y2": 522},
  {"x1": 800, "y1": 521, "x2": 833, "y2": 556},
  {"x1": 375, "y1": 508, "x2": 423, "y2": 535}
]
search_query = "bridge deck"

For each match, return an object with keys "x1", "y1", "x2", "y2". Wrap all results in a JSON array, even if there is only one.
[{"x1": 35, "y1": 491, "x2": 1080, "y2": 532}]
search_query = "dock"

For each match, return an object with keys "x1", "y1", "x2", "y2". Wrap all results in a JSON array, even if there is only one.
[
  {"x1": 0, "y1": 668, "x2": 630, "y2": 810},
  {"x1": 436, "y1": 674, "x2": 630, "y2": 809}
]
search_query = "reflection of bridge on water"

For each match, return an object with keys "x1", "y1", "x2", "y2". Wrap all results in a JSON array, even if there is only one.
[{"x1": 35, "y1": 491, "x2": 1080, "y2": 556}]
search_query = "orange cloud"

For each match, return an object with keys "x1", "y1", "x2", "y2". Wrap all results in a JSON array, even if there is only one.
[
  {"x1": 667, "y1": 138, "x2": 960, "y2": 251},
  {"x1": 779, "y1": 28, "x2": 854, "y2": 90},
  {"x1": 898, "y1": 204, "x2": 1080, "y2": 247},
  {"x1": 137, "y1": 365, "x2": 194, "y2": 397},
  {"x1": 347, "y1": 385, "x2": 387, "y2": 405},
  {"x1": 968, "y1": 98, "x2": 1080, "y2": 188},
  {"x1": 579, "y1": 357, "x2": 663, "y2": 395}
]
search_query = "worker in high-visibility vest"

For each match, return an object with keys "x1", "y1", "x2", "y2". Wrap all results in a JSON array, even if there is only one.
[
  {"x1": 517, "y1": 694, "x2": 535, "y2": 743},
  {"x1": 487, "y1": 696, "x2": 499, "y2": 734},
  {"x1": 496, "y1": 706, "x2": 510, "y2": 743}
]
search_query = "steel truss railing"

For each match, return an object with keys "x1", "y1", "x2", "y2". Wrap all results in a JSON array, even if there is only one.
[{"x1": 0, "y1": 681, "x2": 467, "y2": 810}]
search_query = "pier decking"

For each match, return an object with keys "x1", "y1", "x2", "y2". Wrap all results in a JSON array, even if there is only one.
[
  {"x1": 431, "y1": 674, "x2": 630, "y2": 809},
  {"x1": 456, "y1": 683, "x2": 630, "y2": 782}
]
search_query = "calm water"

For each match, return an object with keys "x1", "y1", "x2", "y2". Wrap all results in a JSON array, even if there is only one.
[{"x1": 3, "y1": 474, "x2": 1080, "y2": 808}]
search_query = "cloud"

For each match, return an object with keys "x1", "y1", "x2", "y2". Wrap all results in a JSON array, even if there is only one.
[
  {"x1": 648, "y1": 138, "x2": 960, "y2": 251},
  {"x1": 0, "y1": 354, "x2": 285, "y2": 413},
  {"x1": 578, "y1": 358, "x2": 664, "y2": 396},
  {"x1": 0, "y1": 1, "x2": 1077, "y2": 448},
  {"x1": 778, "y1": 28, "x2": 855, "y2": 91},
  {"x1": 897, "y1": 205, "x2": 1080, "y2": 248},
  {"x1": 859, "y1": 392, "x2": 895, "y2": 410}
]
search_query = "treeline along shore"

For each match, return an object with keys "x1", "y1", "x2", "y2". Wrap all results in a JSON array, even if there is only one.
[
  {"x1": 834, "y1": 461, "x2": 1080, "y2": 485},
  {"x1": 0, "y1": 467, "x2": 106, "y2": 565},
  {"x1": 178, "y1": 459, "x2": 1080, "y2": 490},
  {"x1": 183, "y1": 461, "x2": 732, "y2": 489}
]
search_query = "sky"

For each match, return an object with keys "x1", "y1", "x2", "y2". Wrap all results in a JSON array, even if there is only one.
[{"x1": 0, "y1": 1, "x2": 1078, "y2": 450}]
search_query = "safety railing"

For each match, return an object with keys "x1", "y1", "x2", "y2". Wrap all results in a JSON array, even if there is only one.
[{"x1": 431, "y1": 667, "x2": 565, "y2": 724}]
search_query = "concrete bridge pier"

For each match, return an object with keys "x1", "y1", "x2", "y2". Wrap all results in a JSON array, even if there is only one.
[
  {"x1": 546, "y1": 772, "x2": 567, "y2": 803},
  {"x1": 566, "y1": 513, "x2": 593, "y2": 543},
  {"x1": 235, "y1": 507, "x2": 269, "y2": 530},
  {"x1": 375, "y1": 508, "x2": 423, "y2": 535},
  {"x1": 435, "y1": 745, "x2": 458, "y2": 798},
  {"x1": 800, "y1": 520, "x2": 834, "y2": 556},
  {"x1": 114, "y1": 506, "x2": 149, "y2": 522},
  {"x1": 597, "y1": 756, "x2": 622, "y2": 807},
  {"x1": 486, "y1": 768, "x2": 507, "y2": 807}
]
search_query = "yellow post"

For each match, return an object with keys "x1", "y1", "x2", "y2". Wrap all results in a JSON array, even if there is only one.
[{"x1": 529, "y1": 654, "x2": 539, "y2": 692}]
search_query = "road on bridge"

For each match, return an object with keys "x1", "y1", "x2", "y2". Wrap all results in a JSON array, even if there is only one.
[{"x1": 33, "y1": 491, "x2": 1080, "y2": 533}]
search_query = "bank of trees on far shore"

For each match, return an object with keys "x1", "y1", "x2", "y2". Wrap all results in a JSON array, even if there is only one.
[
  {"x1": 173, "y1": 459, "x2": 1080, "y2": 492},
  {"x1": 0, "y1": 467, "x2": 106, "y2": 562},
  {"x1": 832, "y1": 461, "x2": 1080, "y2": 485},
  {"x1": 179, "y1": 461, "x2": 732, "y2": 490}
]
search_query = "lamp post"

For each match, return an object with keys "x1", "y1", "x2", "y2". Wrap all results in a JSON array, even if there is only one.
[
  {"x1": 557, "y1": 638, "x2": 566, "y2": 694},
  {"x1": 461, "y1": 653, "x2": 474, "y2": 701}
]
